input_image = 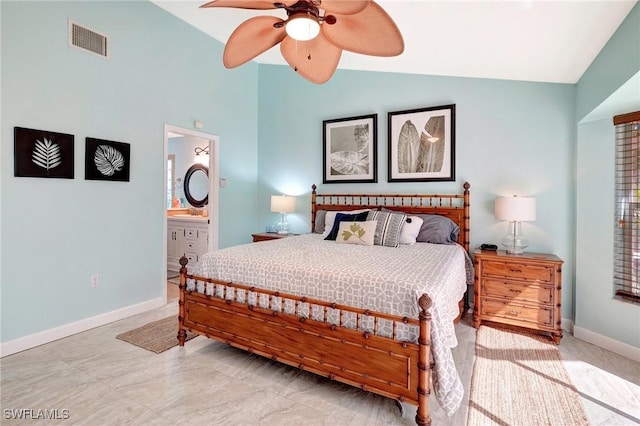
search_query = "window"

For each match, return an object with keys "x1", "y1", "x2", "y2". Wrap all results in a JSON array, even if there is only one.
[
  {"x1": 167, "y1": 154, "x2": 176, "y2": 209},
  {"x1": 613, "y1": 111, "x2": 640, "y2": 303}
]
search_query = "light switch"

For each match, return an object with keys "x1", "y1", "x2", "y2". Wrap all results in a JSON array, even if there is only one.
[{"x1": 220, "y1": 178, "x2": 228, "y2": 187}]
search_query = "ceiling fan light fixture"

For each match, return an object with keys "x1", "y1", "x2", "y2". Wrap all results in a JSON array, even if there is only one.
[{"x1": 286, "y1": 13, "x2": 320, "y2": 41}]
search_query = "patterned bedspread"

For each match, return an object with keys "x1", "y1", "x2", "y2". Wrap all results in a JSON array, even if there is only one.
[{"x1": 188, "y1": 234, "x2": 468, "y2": 416}]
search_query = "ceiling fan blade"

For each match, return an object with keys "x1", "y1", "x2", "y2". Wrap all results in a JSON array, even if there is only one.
[
  {"x1": 280, "y1": 33, "x2": 342, "y2": 84},
  {"x1": 322, "y1": 1, "x2": 404, "y2": 57},
  {"x1": 223, "y1": 16, "x2": 286, "y2": 68},
  {"x1": 318, "y1": 0, "x2": 369, "y2": 15},
  {"x1": 200, "y1": 0, "x2": 295, "y2": 10}
]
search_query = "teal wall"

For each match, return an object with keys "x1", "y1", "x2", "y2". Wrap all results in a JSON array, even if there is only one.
[
  {"x1": 257, "y1": 66, "x2": 577, "y2": 320},
  {"x1": 1, "y1": 1, "x2": 259, "y2": 343},
  {"x1": 575, "y1": 3, "x2": 640, "y2": 347}
]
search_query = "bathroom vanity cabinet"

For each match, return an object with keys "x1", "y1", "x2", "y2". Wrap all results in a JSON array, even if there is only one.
[{"x1": 167, "y1": 217, "x2": 209, "y2": 273}]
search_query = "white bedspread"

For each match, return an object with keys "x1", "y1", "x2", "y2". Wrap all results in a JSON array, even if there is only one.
[{"x1": 188, "y1": 234, "x2": 467, "y2": 416}]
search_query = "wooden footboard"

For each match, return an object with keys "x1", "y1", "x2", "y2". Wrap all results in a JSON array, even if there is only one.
[{"x1": 177, "y1": 257, "x2": 434, "y2": 426}]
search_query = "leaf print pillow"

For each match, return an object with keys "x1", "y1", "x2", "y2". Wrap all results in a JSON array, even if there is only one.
[{"x1": 335, "y1": 220, "x2": 377, "y2": 246}]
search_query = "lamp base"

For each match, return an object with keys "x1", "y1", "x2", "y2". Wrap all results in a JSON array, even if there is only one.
[
  {"x1": 501, "y1": 235, "x2": 528, "y2": 255},
  {"x1": 276, "y1": 213, "x2": 289, "y2": 235},
  {"x1": 505, "y1": 247, "x2": 526, "y2": 255}
]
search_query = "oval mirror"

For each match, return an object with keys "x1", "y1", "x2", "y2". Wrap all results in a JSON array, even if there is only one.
[{"x1": 183, "y1": 164, "x2": 208, "y2": 208}]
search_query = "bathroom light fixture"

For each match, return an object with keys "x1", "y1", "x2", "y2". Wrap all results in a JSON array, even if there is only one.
[
  {"x1": 270, "y1": 195, "x2": 296, "y2": 235},
  {"x1": 194, "y1": 145, "x2": 209, "y2": 165},
  {"x1": 495, "y1": 195, "x2": 536, "y2": 254}
]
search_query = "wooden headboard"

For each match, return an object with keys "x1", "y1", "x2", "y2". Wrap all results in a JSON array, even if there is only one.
[{"x1": 311, "y1": 182, "x2": 470, "y2": 252}]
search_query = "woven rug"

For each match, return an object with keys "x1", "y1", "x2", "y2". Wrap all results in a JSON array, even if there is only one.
[
  {"x1": 116, "y1": 316, "x2": 197, "y2": 353},
  {"x1": 467, "y1": 324, "x2": 589, "y2": 426}
]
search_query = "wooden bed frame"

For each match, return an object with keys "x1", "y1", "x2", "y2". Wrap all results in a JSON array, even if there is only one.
[{"x1": 177, "y1": 182, "x2": 470, "y2": 426}]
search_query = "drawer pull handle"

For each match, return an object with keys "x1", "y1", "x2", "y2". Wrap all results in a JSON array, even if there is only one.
[
  {"x1": 509, "y1": 289, "x2": 522, "y2": 293},
  {"x1": 507, "y1": 310, "x2": 521, "y2": 316},
  {"x1": 508, "y1": 268, "x2": 522, "y2": 273}
]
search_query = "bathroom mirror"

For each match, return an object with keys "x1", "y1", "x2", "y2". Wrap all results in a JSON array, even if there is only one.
[{"x1": 183, "y1": 164, "x2": 208, "y2": 207}]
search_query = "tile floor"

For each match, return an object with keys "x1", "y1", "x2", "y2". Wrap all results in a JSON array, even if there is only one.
[{"x1": 1, "y1": 284, "x2": 638, "y2": 425}]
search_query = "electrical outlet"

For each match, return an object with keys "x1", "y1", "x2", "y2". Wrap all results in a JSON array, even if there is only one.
[{"x1": 90, "y1": 274, "x2": 99, "y2": 288}]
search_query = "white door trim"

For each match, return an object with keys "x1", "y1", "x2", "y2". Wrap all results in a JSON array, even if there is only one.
[{"x1": 163, "y1": 124, "x2": 220, "y2": 304}]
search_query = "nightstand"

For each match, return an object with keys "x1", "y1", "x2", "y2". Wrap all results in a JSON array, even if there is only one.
[
  {"x1": 251, "y1": 233, "x2": 294, "y2": 243},
  {"x1": 473, "y1": 249, "x2": 563, "y2": 344}
]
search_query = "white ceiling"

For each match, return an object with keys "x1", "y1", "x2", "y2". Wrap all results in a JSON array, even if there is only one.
[{"x1": 153, "y1": 0, "x2": 637, "y2": 84}]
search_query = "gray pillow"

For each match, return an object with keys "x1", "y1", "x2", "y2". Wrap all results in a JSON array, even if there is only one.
[
  {"x1": 314, "y1": 210, "x2": 327, "y2": 234},
  {"x1": 415, "y1": 214, "x2": 459, "y2": 244},
  {"x1": 380, "y1": 208, "x2": 459, "y2": 244},
  {"x1": 366, "y1": 210, "x2": 407, "y2": 247}
]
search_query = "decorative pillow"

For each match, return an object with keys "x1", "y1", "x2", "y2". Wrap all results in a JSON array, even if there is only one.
[
  {"x1": 399, "y1": 216, "x2": 424, "y2": 245},
  {"x1": 366, "y1": 210, "x2": 407, "y2": 247},
  {"x1": 415, "y1": 214, "x2": 460, "y2": 244},
  {"x1": 322, "y1": 209, "x2": 370, "y2": 237},
  {"x1": 335, "y1": 220, "x2": 377, "y2": 246},
  {"x1": 314, "y1": 210, "x2": 327, "y2": 234},
  {"x1": 324, "y1": 211, "x2": 370, "y2": 241}
]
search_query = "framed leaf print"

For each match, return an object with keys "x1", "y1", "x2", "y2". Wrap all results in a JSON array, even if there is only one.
[
  {"x1": 323, "y1": 114, "x2": 377, "y2": 183},
  {"x1": 85, "y1": 138, "x2": 130, "y2": 182},
  {"x1": 14, "y1": 127, "x2": 74, "y2": 179},
  {"x1": 388, "y1": 104, "x2": 455, "y2": 182}
]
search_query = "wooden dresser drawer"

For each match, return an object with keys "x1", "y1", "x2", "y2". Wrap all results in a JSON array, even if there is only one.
[
  {"x1": 480, "y1": 298, "x2": 553, "y2": 327},
  {"x1": 482, "y1": 279, "x2": 553, "y2": 305},
  {"x1": 482, "y1": 260, "x2": 553, "y2": 283}
]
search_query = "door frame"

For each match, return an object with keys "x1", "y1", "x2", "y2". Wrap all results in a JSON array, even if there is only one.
[{"x1": 163, "y1": 124, "x2": 220, "y2": 303}]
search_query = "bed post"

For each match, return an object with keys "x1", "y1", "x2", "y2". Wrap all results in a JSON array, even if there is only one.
[
  {"x1": 177, "y1": 255, "x2": 189, "y2": 346},
  {"x1": 416, "y1": 293, "x2": 433, "y2": 426},
  {"x1": 462, "y1": 181, "x2": 470, "y2": 253},
  {"x1": 311, "y1": 184, "x2": 317, "y2": 233}
]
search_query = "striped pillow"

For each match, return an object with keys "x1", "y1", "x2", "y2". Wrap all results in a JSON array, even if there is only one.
[{"x1": 366, "y1": 210, "x2": 407, "y2": 247}]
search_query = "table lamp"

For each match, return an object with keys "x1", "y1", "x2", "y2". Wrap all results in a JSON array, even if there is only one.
[
  {"x1": 270, "y1": 195, "x2": 296, "y2": 235},
  {"x1": 494, "y1": 195, "x2": 536, "y2": 254}
]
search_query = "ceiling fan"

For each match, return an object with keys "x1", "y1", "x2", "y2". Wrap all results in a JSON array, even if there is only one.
[{"x1": 200, "y1": 0, "x2": 404, "y2": 84}]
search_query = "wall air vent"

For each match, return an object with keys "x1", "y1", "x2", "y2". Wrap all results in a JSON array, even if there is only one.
[{"x1": 68, "y1": 20, "x2": 109, "y2": 59}]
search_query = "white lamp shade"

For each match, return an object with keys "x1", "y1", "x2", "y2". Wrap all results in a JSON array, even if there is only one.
[
  {"x1": 271, "y1": 195, "x2": 296, "y2": 213},
  {"x1": 495, "y1": 196, "x2": 536, "y2": 222}
]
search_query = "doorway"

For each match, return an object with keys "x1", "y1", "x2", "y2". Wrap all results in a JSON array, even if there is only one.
[{"x1": 163, "y1": 124, "x2": 220, "y2": 303}]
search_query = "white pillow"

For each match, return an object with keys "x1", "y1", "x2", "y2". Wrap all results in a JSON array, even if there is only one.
[
  {"x1": 399, "y1": 216, "x2": 424, "y2": 245},
  {"x1": 335, "y1": 220, "x2": 377, "y2": 246},
  {"x1": 322, "y1": 209, "x2": 370, "y2": 237}
]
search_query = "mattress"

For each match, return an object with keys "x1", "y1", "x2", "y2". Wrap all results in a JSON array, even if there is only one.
[{"x1": 188, "y1": 233, "x2": 468, "y2": 416}]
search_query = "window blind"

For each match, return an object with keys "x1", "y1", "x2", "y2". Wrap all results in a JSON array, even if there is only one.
[{"x1": 613, "y1": 111, "x2": 640, "y2": 303}]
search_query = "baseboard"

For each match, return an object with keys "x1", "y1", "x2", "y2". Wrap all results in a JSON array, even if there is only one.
[
  {"x1": 0, "y1": 297, "x2": 165, "y2": 358},
  {"x1": 573, "y1": 325, "x2": 640, "y2": 362},
  {"x1": 561, "y1": 318, "x2": 574, "y2": 334}
]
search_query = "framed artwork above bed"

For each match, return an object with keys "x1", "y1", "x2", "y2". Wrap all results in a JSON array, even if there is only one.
[
  {"x1": 322, "y1": 114, "x2": 377, "y2": 184},
  {"x1": 388, "y1": 104, "x2": 456, "y2": 182}
]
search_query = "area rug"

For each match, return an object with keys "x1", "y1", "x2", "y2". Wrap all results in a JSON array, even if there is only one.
[
  {"x1": 467, "y1": 324, "x2": 590, "y2": 426},
  {"x1": 116, "y1": 316, "x2": 197, "y2": 353}
]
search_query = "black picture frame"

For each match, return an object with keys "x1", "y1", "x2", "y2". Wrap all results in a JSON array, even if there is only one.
[
  {"x1": 388, "y1": 104, "x2": 456, "y2": 182},
  {"x1": 85, "y1": 137, "x2": 130, "y2": 182},
  {"x1": 322, "y1": 114, "x2": 377, "y2": 183},
  {"x1": 14, "y1": 127, "x2": 74, "y2": 179}
]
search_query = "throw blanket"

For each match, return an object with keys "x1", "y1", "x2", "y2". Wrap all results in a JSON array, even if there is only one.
[{"x1": 189, "y1": 234, "x2": 468, "y2": 415}]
